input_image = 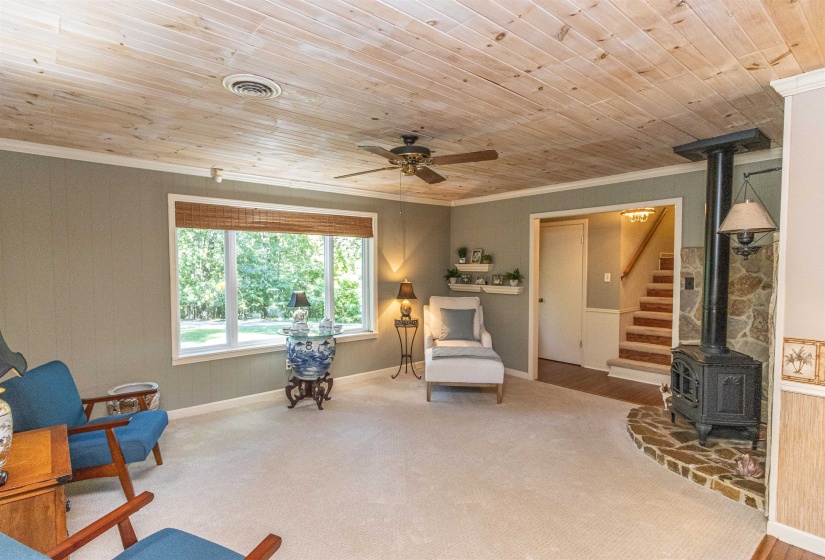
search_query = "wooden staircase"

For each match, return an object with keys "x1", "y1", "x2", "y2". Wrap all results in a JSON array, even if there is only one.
[{"x1": 607, "y1": 253, "x2": 675, "y2": 384}]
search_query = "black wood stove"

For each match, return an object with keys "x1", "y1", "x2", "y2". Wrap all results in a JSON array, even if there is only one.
[{"x1": 670, "y1": 129, "x2": 769, "y2": 449}]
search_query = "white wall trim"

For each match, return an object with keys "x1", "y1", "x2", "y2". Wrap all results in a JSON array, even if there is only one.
[
  {"x1": 528, "y1": 198, "x2": 682, "y2": 379},
  {"x1": 167, "y1": 362, "x2": 422, "y2": 420},
  {"x1": 771, "y1": 68, "x2": 825, "y2": 98},
  {"x1": 505, "y1": 368, "x2": 531, "y2": 380},
  {"x1": 768, "y1": 521, "x2": 825, "y2": 556},
  {"x1": 779, "y1": 382, "x2": 825, "y2": 399},
  {"x1": 608, "y1": 366, "x2": 669, "y2": 386},
  {"x1": 0, "y1": 138, "x2": 451, "y2": 207},
  {"x1": 452, "y1": 148, "x2": 782, "y2": 207}
]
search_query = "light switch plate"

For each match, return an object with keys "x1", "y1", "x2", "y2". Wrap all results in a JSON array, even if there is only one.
[{"x1": 604, "y1": 273, "x2": 611, "y2": 282}]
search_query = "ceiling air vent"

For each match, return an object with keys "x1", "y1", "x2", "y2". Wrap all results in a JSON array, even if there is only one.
[{"x1": 222, "y1": 74, "x2": 281, "y2": 99}]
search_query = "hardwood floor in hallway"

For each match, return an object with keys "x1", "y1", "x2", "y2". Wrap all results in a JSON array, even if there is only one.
[{"x1": 537, "y1": 359, "x2": 663, "y2": 407}]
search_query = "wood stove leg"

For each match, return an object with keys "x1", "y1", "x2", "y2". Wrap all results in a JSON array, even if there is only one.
[
  {"x1": 670, "y1": 411, "x2": 675, "y2": 424},
  {"x1": 746, "y1": 427, "x2": 759, "y2": 450},
  {"x1": 696, "y1": 423, "x2": 712, "y2": 447}
]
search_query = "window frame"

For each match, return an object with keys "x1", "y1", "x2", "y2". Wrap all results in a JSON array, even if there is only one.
[{"x1": 168, "y1": 193, "x2": 378, "y2": 365}]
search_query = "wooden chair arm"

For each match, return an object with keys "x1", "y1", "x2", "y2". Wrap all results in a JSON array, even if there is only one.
[
  {"x1": 67, "y1": 417, "x2": 131, "y2": 435},
  {"x1": 46, "y1": 492, "x2": 154, "y2": 559},
  {"x1": 82, "y1": 388, "x2": 158, "y2": 404},
  {"x1": 244, "y1": 534, "x2": 283, "y2": 560}
]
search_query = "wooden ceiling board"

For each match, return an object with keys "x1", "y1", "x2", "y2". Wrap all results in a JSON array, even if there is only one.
[{"x1": 0, "y1": 0, "x2": 822, "y2": 201}]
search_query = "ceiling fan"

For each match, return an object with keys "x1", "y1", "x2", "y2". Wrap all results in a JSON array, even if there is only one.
[{"x1": 334, "y1": 135, "x2": 498, "y2": 184}]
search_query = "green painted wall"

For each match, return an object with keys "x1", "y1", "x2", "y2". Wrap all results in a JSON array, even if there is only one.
[{"x1": 0, "y1": 151, "x2": 451, "y2": 410}]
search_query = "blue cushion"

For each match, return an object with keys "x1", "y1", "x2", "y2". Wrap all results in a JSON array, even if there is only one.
[
  {"x1": 113, "y1": 529, "x2": 244, "y2": 560},
  {"x1": 69, "y1": 409, "x2": 168, "y2": 470},
  {"x1": 440, "y1": 308, "x2": 477, "y2": 341},
  {"x1": 0, "y1": 361, "x2": 87, "y2": 432},
  {"x1": 0, "y1": 533, "x2": 51, "y2": 560}
]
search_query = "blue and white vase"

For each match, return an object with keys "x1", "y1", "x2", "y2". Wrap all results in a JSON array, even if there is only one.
[
  {"x1": 286, "y1": 336, "x2": 336, "y2": 378},
  {"x1": 0, "y1": 388, "x2": 12, "y2": 480}
]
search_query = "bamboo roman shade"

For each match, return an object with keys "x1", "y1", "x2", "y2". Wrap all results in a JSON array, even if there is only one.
[{"x1": 175, "y1": 201, "x2": 373, "y2": 238}]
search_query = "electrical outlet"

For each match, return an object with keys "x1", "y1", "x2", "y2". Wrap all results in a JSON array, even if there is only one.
[
  {"x1": 285, "y1": 361, "x2": 292, "y2": 371},
  {"x1": 604, "y1": 273, "x2": 611, "y2": 282},
  {"x1": 685, "y1": 276, "x2": 695, "y2": 290}
]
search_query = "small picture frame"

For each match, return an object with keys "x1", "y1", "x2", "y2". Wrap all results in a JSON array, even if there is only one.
[
  {"x1": 475, "y1": 275, "x2": 488, "y2": 285},
  {"x1": 491, "y1": 274, "x2": 504, "y2": 286},
  {"x1": 782, "y1": 338, "x2": 819, "y2": 383},
  {"x1": 471, "y1": 249, "x2": 483, "y2": 264},
  {"x1": 459, "y1": 273, "x2": 472, "y2": 284}
]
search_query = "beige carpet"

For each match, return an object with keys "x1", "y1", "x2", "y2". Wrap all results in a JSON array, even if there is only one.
[{"x1": 66, "y1": 375, "x2": 766, "y2": 559}]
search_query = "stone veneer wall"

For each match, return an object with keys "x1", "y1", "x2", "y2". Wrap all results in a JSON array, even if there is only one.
[{"x1": 679, "y1": 246, "x2": 775, "y2": 422}]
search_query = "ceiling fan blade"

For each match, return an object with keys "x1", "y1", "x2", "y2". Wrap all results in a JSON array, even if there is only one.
[
  {"x1": 334, "y1": 166, "x2": 398, "y2": 179},
  {"x1": 358, "y1": 145, "x2": 398, "y2": 161},
  {"x1": 430, "y1": 150, "x2": 498, "y2": 166},
  {"x1": 415, "y1": 166, "x2": 446, "y2": 184}
]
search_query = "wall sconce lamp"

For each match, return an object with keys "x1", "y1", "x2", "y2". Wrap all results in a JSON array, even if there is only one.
[
  {"x1": 396, "y1": 279, "x2": 417, "y2": 319},
  {"x1": 287, "y1": 291, "x2": 310, "y2": 325},
  {"x1": 718, "y1": 168, "x2": 780, "y2": 259},
  {"x1": 621, "y1": 207, "x2": 656, "y2": 223}
]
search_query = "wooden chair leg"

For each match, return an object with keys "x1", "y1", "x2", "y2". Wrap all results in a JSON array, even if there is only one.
[
  {"x1": 152, "y1": 443, "x2": 163, "y2": 466},
  {"x1": 426, "y1": 382, "x2": 431, "y2": 402},
  {"x1": 105, "y1": 427, "x2": 135, "y2": 500},
  {"x1": 496, "y1": 383, "x2": 503, "y2": 404}
]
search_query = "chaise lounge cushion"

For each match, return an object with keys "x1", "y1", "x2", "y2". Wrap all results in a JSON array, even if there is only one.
[
  {"x1": 440, "y1": 308, "x2": 477, "y2": 341},
  {"x1": 424, "y1": 348, "x2": 504, "y2": 384},
  {"x1": 428, "y1": 296, "x2": 482, "y2": 341},
  {"x1": 69, "y1": 409, "x2": 169, "y2": 471}
]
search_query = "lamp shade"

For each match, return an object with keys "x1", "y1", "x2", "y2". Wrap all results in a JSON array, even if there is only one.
[
  {"x1": 287, "y1": 291, "x2": 311, "y2": 308},
  {"x1": 718, "y1": 199, "x2": 777, "y2": 234},
  {"x1": 396, "y1": 280, "x2": 417, "y2": 301}
]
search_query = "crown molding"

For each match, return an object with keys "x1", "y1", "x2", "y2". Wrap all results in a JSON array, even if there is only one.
[
  {"x1": 771, "y1": 68, "x2": 825, "y2": 97},
  {"x1": 450, "y1": 147, "x2": 783, "y2": 207},
  {"x1": 0, "y1": 138, "x2": 452, "y2": 207}
]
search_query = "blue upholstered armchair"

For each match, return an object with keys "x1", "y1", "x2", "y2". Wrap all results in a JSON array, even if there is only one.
[
  {"x1": 0, "y1": 492, "x2": 282, "y2": 559},
  {"x1": 0, "y1": 361, "x2": 168, "y2": 499}
]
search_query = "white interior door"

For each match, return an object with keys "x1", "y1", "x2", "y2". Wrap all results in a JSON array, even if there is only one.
[{"x1": 539, "y1": 223, "x2": 585, "y2": 364}]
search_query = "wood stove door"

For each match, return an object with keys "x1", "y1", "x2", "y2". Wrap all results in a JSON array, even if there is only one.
[
  {"x1": 671, "y1": 359, "x2": 700, "y2": 410},
  {"x1": 711, "y1": 369, "x2": 758, "y2": 423}
]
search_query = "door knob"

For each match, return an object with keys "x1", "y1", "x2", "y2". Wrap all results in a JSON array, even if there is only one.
[{"x1": 538, "y1": 298, "x2": 544, "y2": 303}]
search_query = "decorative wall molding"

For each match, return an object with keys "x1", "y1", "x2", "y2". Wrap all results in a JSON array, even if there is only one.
[
  {"x1": 768, "y1": 521, "x2": 825, "y2": 556},
  {"x1": 771, "y1": 68, "x2": 825, "y2": 98},
  {"x1": 780, "y1": 383, "x2": 825, "y2": 399},
  {"x1": 452, "y1": 148, "x2": 782, "y2": 207},
  {"x1": 0, "y1": 138, "x2": 451, "y2": 207}
]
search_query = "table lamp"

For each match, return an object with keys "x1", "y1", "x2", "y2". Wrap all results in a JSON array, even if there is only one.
[
  {"x1": 396, "y1": 279, "x2": 416, "y2": 319},
  {"x1": 288, "y1": 291, "x2": 311, "y2": 328}
]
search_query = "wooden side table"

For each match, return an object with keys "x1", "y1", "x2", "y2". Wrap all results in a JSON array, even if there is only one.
[
  {"x1": 0, "y1": 425, "x2": 72, "y2": 553},
  {"x1": 393, "y1": 318, "x2": 420, "y2": 379}
]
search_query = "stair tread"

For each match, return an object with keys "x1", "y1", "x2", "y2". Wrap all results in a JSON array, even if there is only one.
[
  {"x1": 652, "y1": 270, "x2": 674, "y2": 276},
  {"x1": 640, "y1": 296, "x2": 673, "y2": 303},
  {"x1": 620, "y1": 341, "x2": 673, "y2": 355},
  {"x1": 634, "y1": 310, "x2": 673, "y2": 319},
  {"x1": 646, "y1": 283, "x2": 674, "y2": 290},
  {"x1": 626, "y1": 325, "x2": 672, "y2": 336},
  {"x1": 607, "y1": 357, "x2": 671, "y2": 375}
]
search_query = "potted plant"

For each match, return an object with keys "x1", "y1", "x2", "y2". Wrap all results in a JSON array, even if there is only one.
[
  {"x1": 444, "y1": 267, "x2": 461, "y2": 284},
  {"x1": 480, "y1": 254, "x2": 493, "y2": 265},
  {"x1": 457, "y1": 246, "x2": 468, "y2": 264},
  {"x1": 504, "y1": 268, "x2": 524, "y2": 287}
]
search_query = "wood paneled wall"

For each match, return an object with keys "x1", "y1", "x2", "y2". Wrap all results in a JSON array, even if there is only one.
[
  {"x1": 0, "y1": 151, "x2": 451, "y2": 410},
  {"x1": 776, "y1": 391, "x2": 825, "y2": 538}
]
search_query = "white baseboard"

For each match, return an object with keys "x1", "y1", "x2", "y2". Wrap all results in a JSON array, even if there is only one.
[
  {"x1": 583, "y1": 362, "x2": 609, "y2": 372},
  {"x1": 168, "y1": 362, "x2": 423, "y2": 420},
  {"x1": 608, "y1": 366, "x2": 669, "y2": 386},
  {"x1": 505, "y1": 368, "x2": 531, "y2": 380},
  {"x1": 768, "y1": 521, "x2": 825, "y2": 555}
]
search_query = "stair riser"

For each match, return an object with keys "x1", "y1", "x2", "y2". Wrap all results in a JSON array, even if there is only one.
[
  {"x1": 659, "y1": 258, "x2": 674, "y2": 271},
  {"x1": 640, "y1": 302, "x2": 672, "y2": 312},
  {"x1": 634, "y1": 318, "x2": 672, "y2": 328},
  {"x1": 646, "y1": 288, "x2": 673, "y2": 297},
  {"x1": 626, "y1": 333, "x2": 671, "y2": 346},
  {"x1": 651, "y1": 277, "x2": 673, "y2": 284},
  {"x1": 619, "y1": 349, "x2": 672, "y2": 366}
]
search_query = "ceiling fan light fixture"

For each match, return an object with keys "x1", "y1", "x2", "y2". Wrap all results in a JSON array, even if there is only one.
[{"x1": 222, "y1": 74, "x2": 282, "y2": 99}]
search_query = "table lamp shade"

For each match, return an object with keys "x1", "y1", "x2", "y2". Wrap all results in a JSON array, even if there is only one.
[
  {"x1": 718, "y1": 199, "x2": 777, "y2": 234},
  {"x1": 288, "y1": 291, "x2": 311, "y2": 308},
  {"x1": 396, "y1": 281, "x2": 417, "y2": 301}
]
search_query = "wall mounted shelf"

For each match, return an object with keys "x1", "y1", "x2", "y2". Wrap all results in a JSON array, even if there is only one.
[
  {"x1": 481, "y1": 285, "x2": 523, "y2": 295},
  {"x1": 448, "y1": 284, "x2": 482, "y2": 292},
  {"x1": 455, "y1": 263, "x2": 493, "y2": 273}
]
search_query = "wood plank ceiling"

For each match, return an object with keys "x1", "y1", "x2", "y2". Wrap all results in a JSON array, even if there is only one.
[{"x1": 0, "y1": 0, "x2": 822, "y2": 201}]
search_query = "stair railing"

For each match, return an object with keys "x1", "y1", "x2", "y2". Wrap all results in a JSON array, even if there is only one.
[{"x1": 621, "y1": 207, "x2": 669, "y2": 280}]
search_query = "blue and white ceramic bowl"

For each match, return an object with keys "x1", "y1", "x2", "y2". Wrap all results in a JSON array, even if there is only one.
[{"x1": 286, "y1": 336, "x2": 336, "y2": 378}]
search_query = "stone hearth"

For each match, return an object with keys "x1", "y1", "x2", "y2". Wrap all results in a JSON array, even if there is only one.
[{"x1": 627, "y1": 406, "x2": 766, "y2": 510}]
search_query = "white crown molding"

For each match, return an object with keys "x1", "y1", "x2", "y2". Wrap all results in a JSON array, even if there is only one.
[
  {"x1": 451, "y1": 147, "x2": 783, "y2": 207},
  {"x1": 771, "y1": 68, "x2": 825, "y2": 97},
  {"x1": 0, "y1": 138, "x2": 452, "y2": 207}
]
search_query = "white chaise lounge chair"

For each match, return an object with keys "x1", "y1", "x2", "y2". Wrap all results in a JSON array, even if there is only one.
[{"x1": 424, "y1": 296, "x2": 505, "y2": 403}]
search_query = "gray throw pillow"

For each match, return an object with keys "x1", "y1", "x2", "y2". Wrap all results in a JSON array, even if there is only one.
[{"x1": 440, "y1": 308, "x2": 477, "y2": 341}]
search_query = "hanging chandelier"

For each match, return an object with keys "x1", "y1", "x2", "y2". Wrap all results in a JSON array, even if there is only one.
[{"x1": 621, "y1": 207, "x2": 656, "y2": 223}]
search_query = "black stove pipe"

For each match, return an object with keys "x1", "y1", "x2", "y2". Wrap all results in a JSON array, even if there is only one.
[{"x1": 700, "y1": 148, "x2": 734, "y2": 354}]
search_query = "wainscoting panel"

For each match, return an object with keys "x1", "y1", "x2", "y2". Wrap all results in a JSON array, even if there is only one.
[
  {"x1": 776, "y1": 390, "x2": 825, "y2": 539},
  {"x1": 583, "y1": 309, "x2": 620, "y2": 371}
]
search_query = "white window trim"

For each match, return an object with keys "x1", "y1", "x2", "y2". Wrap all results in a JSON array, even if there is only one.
[{"x1": 168, "y1": 193, "x2": 378, "y2": 365}]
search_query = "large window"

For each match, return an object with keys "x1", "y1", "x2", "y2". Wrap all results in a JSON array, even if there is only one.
[{"x1": 170, "y1": 195, "x2": 376, "y2": 363}]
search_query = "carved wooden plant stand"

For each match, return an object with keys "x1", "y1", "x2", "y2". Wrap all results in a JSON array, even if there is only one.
[{"x1": 285, "y1": 373, "x2": 333, "y2": 410}]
